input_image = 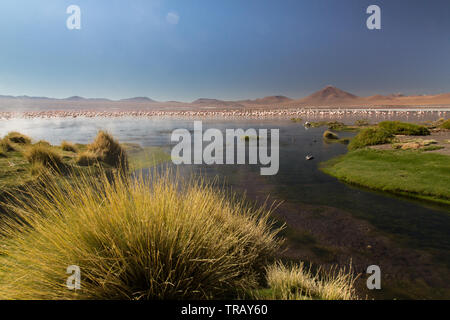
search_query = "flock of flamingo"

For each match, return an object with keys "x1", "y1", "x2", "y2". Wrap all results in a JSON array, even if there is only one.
[{"x1": 0, "y1": 108, "x2": 449, "y2": 120}]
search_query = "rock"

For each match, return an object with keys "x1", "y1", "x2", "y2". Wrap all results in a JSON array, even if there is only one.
[{"x1": 401, "y1": 142, "x2": 421, "y2": 150}]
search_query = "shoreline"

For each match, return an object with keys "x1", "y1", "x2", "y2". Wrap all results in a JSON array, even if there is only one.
[
  {"x1": 1, "y1": 107, "x2": 449, "y2": 120},
  {"x1": 320, "y1": 149, "x2": 450, "y2": 207}
]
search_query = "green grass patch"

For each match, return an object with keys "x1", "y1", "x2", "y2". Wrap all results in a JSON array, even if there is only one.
[
  {"x1": 348, "y1": 127, "x2": 393, "y2": 150},
  {"x1": 323, "y1": 130, "x2": 339, "y2": 140},
  {"x1": 310, "y1": 121, "x2": 359, "y2": 132},
  {"x1": 379, "y1": 121, "x2": 430, "y2": 136},
  {"x1": 321, "y1": 149, "x2": 450, "y2": 206},
  {"x1": 441, "y1": 119, "x2": 450, "y2": 130},
  {"x1": 422, "y1": 145, "x2": 445, "y2": 152}
]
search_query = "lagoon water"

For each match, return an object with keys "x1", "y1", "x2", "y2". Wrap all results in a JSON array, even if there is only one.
[{"x1": 1, "y1": 111, "x2": 449, "y2": 299}]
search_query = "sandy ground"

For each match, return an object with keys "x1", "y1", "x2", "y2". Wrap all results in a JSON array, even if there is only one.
[{"x1": 370, "y1": 129, "x2": 450, "y2": 155}]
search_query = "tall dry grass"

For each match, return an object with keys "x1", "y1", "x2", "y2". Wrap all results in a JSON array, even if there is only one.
[
  {"x1": 0, "y1": 168, "x2": 282, "y2": 300},
  {"x1": 23, "y1": 145, "x2": 64, "y2": 170},
  {"x1": 61, "y1": 141, "x2": 77, "y2": 153},
  {"x1": 87, "y1": 131, "x2": 128, "y2": 171},
  {"x1": 4, "y1": 132, "x2": 31, "y2": 144},
  {"x1": 75, "y1": 151, "x2": 98, "y2": 166},
  {"x1": 0, "y1": 138, "x2": 15, "y2": 152},
  {"x1": 254, "y1": 261, "x2": 358, "y2": 300}
]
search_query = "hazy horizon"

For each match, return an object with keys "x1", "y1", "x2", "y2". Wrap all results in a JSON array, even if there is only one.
[{"x1": 2, "y1": 84, "x2": 450, "y2": 104}]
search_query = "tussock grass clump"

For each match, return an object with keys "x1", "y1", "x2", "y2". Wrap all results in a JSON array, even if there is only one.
[
  {"x1": 323, "y1": 130, "x2": 339, "y2": 140},
  {"x1": 35, "y1": 140, "x2": 51, "y2": 147},
  {"x1": 379, "y1": 121, "x2": 430, "y2": 136},
  {"x1": 61, "y1": 141, "x2": 77, "y2": 152},
  {"x1": 23, "y1": 145, "x2": 63, "y2": 170},
  {"x1": 4, "y1": 132, "x2": 31, "y2": 144},
  {"x1": 355, "y1": 119, "x2": 369, "y2": 127},
  {"x1": 326, "y1": 121, "x2": 345, "y2": 130},
  {"x1": 0, "y1": 138, "x2": 15, "y2": 152},
  {"x1": 0, "y1": 169, "x2": 282, "y2": 300},
  {"x1": 254, "y1": 262, "x2": 358, "y2": 300},
  {"x1": 348, "y1": 128, "x2": 393, "y2": 150},
  {"x1": 75, "y1": 151, "x2": 98, "y2": 166},
  {"x1": 88, "y1": 131, "x2": 128, "y2": 171},
  {"x1": 441, "y1": 119, "x2": 450, "y2": 130}
]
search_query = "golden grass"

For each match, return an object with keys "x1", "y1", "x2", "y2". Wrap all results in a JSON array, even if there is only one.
[
  {"x1": 61, "y1": 141, "x2": 77, "y2": 153},
  {"x1": 254, "y1": 261, "x2": 358, "y2": 300},
  {"x1": 23, "y1": 145, "x2": 63, "y2": 170},
  {"x1": 88, "y1": 131, "x2": 128, "y2": 171},
  {"x1": 0, "y1": 138, "x2": 15, "y2": 152},
  {"x1": 34, "y1": 140, "x2": 51, "y2": 147},
  {"x1": 4, "y1": 132, "x2": 31, "y2": 144},
  {"x1": 0, "y1": 168, "x2": 282, "y2": 300},
  {"x1": 75, "y1": 151, "x2": 98, "y2": 166}
]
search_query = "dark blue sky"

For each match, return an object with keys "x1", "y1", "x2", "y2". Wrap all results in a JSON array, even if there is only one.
[{"x1": 0, "y1": 0, "x2": 449, "y2": 101}]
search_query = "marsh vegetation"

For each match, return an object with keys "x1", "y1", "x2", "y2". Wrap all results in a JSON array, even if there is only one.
[{"x1": 0, "y1": 131, "x2": 359, "y2": 300}]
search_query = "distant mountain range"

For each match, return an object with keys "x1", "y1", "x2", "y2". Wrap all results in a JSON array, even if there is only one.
[
  {"x1": 290, "y1": 86, "x2": 450, "y2": 106},
  {"x1": 1, "y1": 86, "x2": 449, "y2": 112}
]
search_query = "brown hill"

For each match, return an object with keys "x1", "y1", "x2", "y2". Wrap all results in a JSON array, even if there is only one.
[
  {"x1": 296, "y1": 86, "x2": 358, "y2": 105},
  {"x1": 292, "y1": 86, "x2": 450, "y2": 107},
  {"x1": 191, "y1": 98, "x2": 232, "y2": 105},
  {"x1": 251, "y1": 95, "x2": 292, "y2": 105}
]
